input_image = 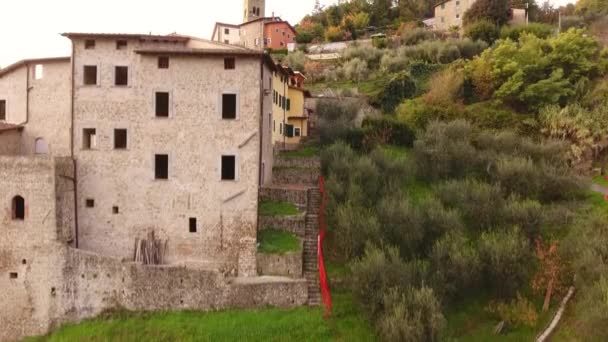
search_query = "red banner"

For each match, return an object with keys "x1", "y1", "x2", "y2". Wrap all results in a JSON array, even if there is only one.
[{"x1": 318, "y1": 176, "x2": 332, "y2": 317}]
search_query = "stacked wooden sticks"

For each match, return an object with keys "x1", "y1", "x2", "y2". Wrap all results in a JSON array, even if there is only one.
[{"x1": 133, "y1": 231, "x2": 168, "y2": 265}]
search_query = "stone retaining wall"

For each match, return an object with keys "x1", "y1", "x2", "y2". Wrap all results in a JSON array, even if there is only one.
[
  {"x1": 273, "y1": 167, "x2": 320, "y2": 185},
  {"x1": 257, "y1": 252, "x2": 303, "y2": 278},
  {"x1": 275, "y1": 156, "x2": 321, "y2": 169},
  {"x1": 260, "y1": 187, "x2": 309, "y2": 209},
  {"x1": 259, "y1": 214, "x2": 306, "y2": 238}
]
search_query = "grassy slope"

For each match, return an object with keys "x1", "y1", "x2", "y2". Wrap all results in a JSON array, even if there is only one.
[
  {"x1": 26, "y1": 293, "x2": 375, "y2": 342},
  {"x1": 257, "y1": 229, "x2": 301, "y2": 254},
  {"x1": 280, "y1": 146, "x2": 320, "y2": 159},
  {"x1": 259, "y1": 200, "x2": 299, "y2": 216}
]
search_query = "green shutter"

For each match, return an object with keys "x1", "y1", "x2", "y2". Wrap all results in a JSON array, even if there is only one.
[
  {"x1": 285, "y1": 124, "x2": 294, "y2": 137},
  {"x1": 287, "y1": 99, "x2": 291, "y2": 111}
]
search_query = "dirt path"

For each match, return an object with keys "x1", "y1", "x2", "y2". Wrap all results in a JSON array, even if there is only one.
[{"x1": 591, "y1": 183, "x2": 608, "y2": 196}]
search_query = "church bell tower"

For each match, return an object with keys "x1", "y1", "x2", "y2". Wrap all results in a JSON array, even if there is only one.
[{"x1": 243, "y1": 0, "x2": 265, "y2": 22}]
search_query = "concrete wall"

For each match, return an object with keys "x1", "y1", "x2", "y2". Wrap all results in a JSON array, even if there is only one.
[
  {"x1": 0, "y1": 130, "x2": 22, "y2": 155},
  {"x1": 71, "y1": 36, "x2": 261, "y2": 276},
  {"x1": 257, "y1": 251, "x2": 302, "y2": 277}
]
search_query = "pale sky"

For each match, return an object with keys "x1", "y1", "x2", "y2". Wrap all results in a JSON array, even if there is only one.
[{"x1": 0, "y1": 0, "x2": 576, "y2": 68}]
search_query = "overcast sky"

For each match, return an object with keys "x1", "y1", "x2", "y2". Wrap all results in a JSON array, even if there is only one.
[{"x1": 0, "y1": 0, "x2": 576, "y2": 67}]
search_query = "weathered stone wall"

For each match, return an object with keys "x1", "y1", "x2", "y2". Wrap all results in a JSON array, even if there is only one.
[
  {"x1": 0, "y1": 67, "x2": 27, "y2": 124},
  {"x1": 22, "y1": 60, "x2": 72, "y2": 157},
  {"x1": 274, "y1": 155, "x2": 320, "y2": 169},
  {"x1": 257, "y1": 252, "x2": 303, "y2": 278},
  {"x1": 71, "y1": 37, "x2": 261, "y2": 276},
  {"x1": 259, "y1": 215, "x2": 305, "y2": 238},
  {"x1": 0, "y1": 130, "x2": 22, "y2": 155},
  {"x1": 260, "y1": 185, "x2": 309, "y2": 208},
  {"x1": 273, "y1": 167, "x2": 319, "y2": 185},
  {"x1": 0, "y1": 157, "x2": 74, "y2": 342}
]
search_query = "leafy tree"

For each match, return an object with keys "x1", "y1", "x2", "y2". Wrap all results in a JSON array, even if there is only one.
[
  {"x1": 463, "y1": 0, "x2": 510, "y2": 26},
  {"x1": 464, "y1": 20, "x2": 500, "y2": 44},
  {"x1": 325, "y1": 25, "x2": 345, "y2": 42},
  {"x1": 532, "y1": 239, "x2": 569, "y2": 312},
  {"x1": 576, "y1": 0, "x2": 608, "y2": 17}
]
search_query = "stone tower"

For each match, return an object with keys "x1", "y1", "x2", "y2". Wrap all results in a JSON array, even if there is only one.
[{"x1": 243, "y1": 0, "x2": 265, "y2": 22}]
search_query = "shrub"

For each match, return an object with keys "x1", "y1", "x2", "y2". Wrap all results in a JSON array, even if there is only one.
[
  {"x1": 325, "y1": 25, "x2": 345, "y2": 42},
  {"x1": 500, "y1": 23, "x2": 556, "y2": 41},
  {"x1": 351, "y1": 245, "x2": 428, "y2": 319},
  {"x1": 317, "y1": 100, "x2": 360, "y2": 145},
  {"x1": 370, "y1": 72, "x2": 417, "y2": 113},
  {"x1": 431, "y1": 231, "x2": 482, "y2": 299},
  {"x1": 494, "y1": 155, "x2": 541, "y2": 198},
  {"x1": 409, "y1": 62, "x2": 443, "y2": 79},
  {"x1": 380, "y1": 52, "x2": 410, "y2": 73},
  {"x1": 412, "y1": 120, "x2": 478, "y2": 181},
  {"x1": 283, "y1": 50, "x2": 306, "y2": 71},
  {"x1": 378, "y1": 287, "x2": 445, "y2": 342},
  {"x1": 331, "y1": 204, "x2": 381, "y2": 259},
  {"x1": 372, "y1": 37, "x2": 388, "y2": 49},
  {"x1": 479, "y1": 228, "x2": 531, "y2": 297},
  {"x1": 343, "y1": 44, "x2": 384, "y2": 69},
  {"x1": 418, "y1": 199, "x2": 464, "y2": 249},
  {"x1": 486, "y1": 294, "x2": 539, "y2": 327},
  {"x1": 342, "y1": 58, "x2": 369, "y2": 82},
  {"x1": 436, "y1": 179, "x2": 504, "y2": 231},
  {"x1": 401, "y1": 28, "x2": 438, "y2": 45},
  {"x1": 423, "y1": 69, "x2": 464, "y2": 105},
  {"x1": 465, "y1": 20, "x2": 500, "y2": 44},
  {"x1": 377, "y1": 197, "x2": 424, "y2": 258},
  {"x1": 502, "y1": 198, "x2": 543, "y2": 241},
  {"x1": 361, "y1": 117, "x2": 416, "y2": 148}
]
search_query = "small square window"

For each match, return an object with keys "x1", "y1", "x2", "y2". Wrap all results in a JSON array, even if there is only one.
[
  {"x1": 295, "y1": 127, "x2": 301, "y2": 137},
  {"x1": 115, "y1": 66, "x2": 128, "y2": 86},
  {"x1": 112, "y1": 206, "x2": 119, "y2": 214},
  {"x1": 85, "y1": 40, "x2": 96, "y2": 49},
  {"x1": 189, "y1": 218, "x2": 197, "y2": 233},
  {"x1": 9, "y1": 273, "x2": 18, "y2": 279},
  {"x1": 0, "y1": 100, "x2": 6, "y2": 121},
  {"x1": 158, "y1": 56, "x2": 169, "y2": 69},
  {"x1": 86, "y1": 199, "x2": 95, "y2": 208},
  {"x1": 224, "y1": 28, "x2": 230, "y2": 35},
  {"x1": 82, "y1": 128, "x2": 96, "y2": 150},
  {"x1": 224, "y1": 39, "x2": 230, "y2": 44},
  {"x1": 222, "y1": 94, "x2": 237, "y2": 119},
  {"x1": 116, "y1": 40, "x2": 128, "y2": 50},
  {"x1": 114, "y1": 129, "x2": 128, "y2": 149},
  {"x1": 155, "y1": 92, "x2": 170, "y2": 117},
  {"x1": 221, "y1": 155, "x2": 236, "y2": 181},
  {"x1": 83, "y1": 66, "x2": 97, "y2": 85},
  {"x1": 224, "y1": 57, "x2": 235, "y2": 70},
  {"x1": 155, "y1": 154, "x2": 169, "y2": 180}
]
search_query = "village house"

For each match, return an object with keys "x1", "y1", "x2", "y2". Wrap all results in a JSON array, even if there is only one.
[
  {"x1": 212, "y1": 0, "x2": 297, "y2": 51},
  {"x1": 433, "y1": 0, "x2": 528, "y2": 31},
  {"x1": 0, "y1": 32, "x2": 311, "y2": 342}
]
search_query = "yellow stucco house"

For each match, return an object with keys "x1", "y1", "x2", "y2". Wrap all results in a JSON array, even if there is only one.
[{"x1": 271, "y1": 65, "x2": 310, "y2": 149}]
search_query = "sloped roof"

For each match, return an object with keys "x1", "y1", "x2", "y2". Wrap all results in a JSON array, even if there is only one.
[
  {"x1": 61, "y1": 32, "x2": 190, "y2": 42},
  {"x1": 0, "y1": 57, "x2": 70, "y2": 77}
]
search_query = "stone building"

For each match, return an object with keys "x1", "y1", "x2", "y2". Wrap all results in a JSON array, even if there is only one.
[
  {"x1": 0, "y1": 32, "x2": 310, "y2": 342},
  {"x1": 211, "y1": 23, "x2": 241, "y2": 45},
  {"x1": 433, "y1": 0, "x2": 530, "y2": 31},
  {"x1": 244, "y1": 0, "x2": 266, "y2": 23}
]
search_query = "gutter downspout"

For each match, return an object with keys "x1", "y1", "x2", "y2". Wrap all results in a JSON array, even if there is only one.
[
  {"x1": 69, "y1": 41, "x2": 79, "y2": 248},
  {"x1": 258, "y1": 56, "x2": 265, "y2": 187},
  {"x1": 24, "y1": 63, "x2": 31, "y2": 125}
]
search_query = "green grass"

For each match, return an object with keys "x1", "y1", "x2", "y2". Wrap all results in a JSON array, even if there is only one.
[
  {"x1": 25, "y1": 292, "x2": 375, "y2": 342},
  {"x1": 259, "y1": 200, "x2": 299, "y2": 217},
  {"x1": 592, "y1": 174, "x2": 608, "y2": 187},
  {"x1": 445, "y1": 293, "x2": 557, "y2": 342},
  {"x1": 381, "y1": 145, "x2": 410, "y2": 160},
  {"x1": 258, "y1": 229, "x2": 301, "y2": 254},
  {"x1": 308, "y1": 73, "x2": 393, "y2": 98},
  {"x1": 280, "y1": 147, "x2": 320, "y2": 159}
]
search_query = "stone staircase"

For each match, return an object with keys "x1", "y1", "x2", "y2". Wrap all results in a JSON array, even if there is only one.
[{"x1": 303, "y1": 188, "x2": 321, "y2": 306}]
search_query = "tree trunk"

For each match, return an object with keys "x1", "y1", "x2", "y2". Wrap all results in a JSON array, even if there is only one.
[{"x1": 543, "y1": 278, "x2": 555, "y2": 312}]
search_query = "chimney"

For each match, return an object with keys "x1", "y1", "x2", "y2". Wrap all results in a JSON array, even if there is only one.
[{"x1": 272, "y1": 11, "x2": 275, "y2": 20}]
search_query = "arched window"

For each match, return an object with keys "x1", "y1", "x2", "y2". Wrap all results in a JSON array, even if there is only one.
[
  {"x1": 35, "y1": 138, "x2": 49, "y2": 154},
  {"x1": 12, "y1": 196, "x2": 25, "y2": 220}
]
